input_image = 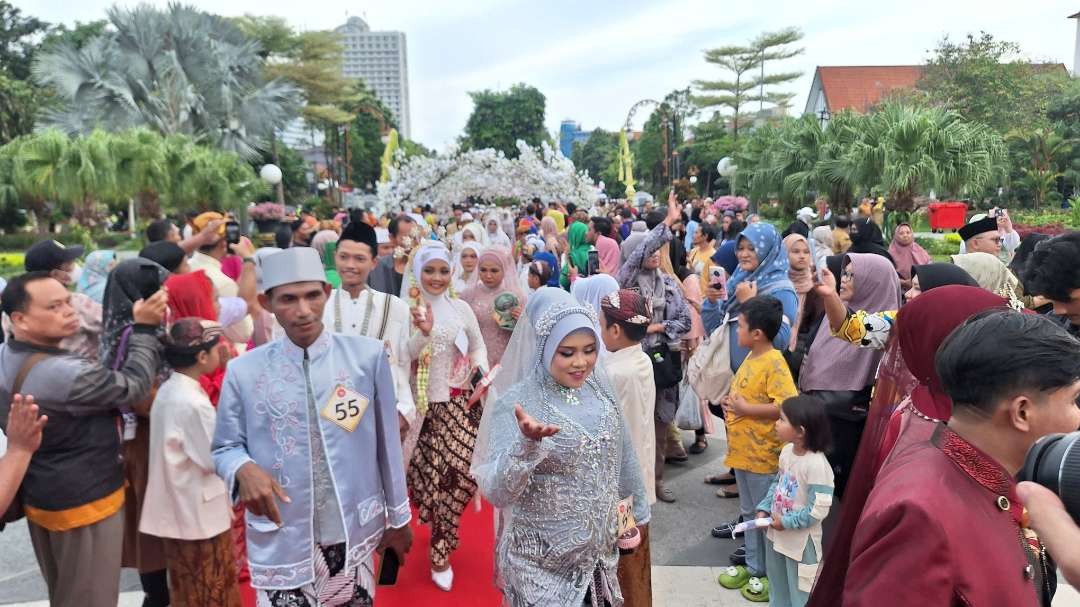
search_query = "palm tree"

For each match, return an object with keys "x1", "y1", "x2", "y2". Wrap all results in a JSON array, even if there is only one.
[
  {"x1": 1006, "y1": 128, "x2": 1072, "y2": 209},
  {"x1": 32, "y1": 4, "x2": 301, "y2": 161},
  {"x1": 62, "y1": 130, "x2": 116, "y2": 228},
  {"x1": 836, "y1": 102, "x2": 1007, "y2": 212},
  {"x1": 111, "y1": 128, "x2": 169, "y2": 218},
  {"x1": 14, "y1": 129, "x2": 69, "y2": 232},
  {"x1": 736, "y1": 112, "x2": 860, "y2": 215}
]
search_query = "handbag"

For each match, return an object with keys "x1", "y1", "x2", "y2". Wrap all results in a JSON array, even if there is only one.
[
  {"x1": 1, "y1": 352, "x2": 50, "y2": 529},
  {"x1": 686, "y1": 313, "x2": 734, "y2": 404},
  {"x1": 675, "y1": 377, "x2": 704, "y2": 430},
  {"x1": 804, "y1": 387, "x2": 873, "y2": 422},
  {"x1": 645, "y1": 343, "x2": 682, "y2": 391}
]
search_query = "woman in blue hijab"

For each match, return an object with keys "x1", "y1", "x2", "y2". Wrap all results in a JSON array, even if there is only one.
[
  {"x1": 701, "y1": 222, "x2": 798, "y2": 370},
  {"x1": 76, "y1": 250, "x2": 116, "y2": 304},
  {"x1": 532, "y1": 250, "x2": 561, "y2": 288}
]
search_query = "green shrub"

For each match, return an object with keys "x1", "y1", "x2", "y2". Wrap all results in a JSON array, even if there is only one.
[
  {"x1": 0, "y1": 252, "x2": 24, "y2": 278},
  {"x1": 915, "y1": 236, "x2": 959, "y2": 257}
]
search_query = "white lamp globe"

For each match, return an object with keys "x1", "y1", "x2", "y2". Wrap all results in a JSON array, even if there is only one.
[
  {"x1": 689, "y1": 175, "x2": 698, "y2": 184},
  {"x1": 717, "y1": 157, "x2": 737, "y2": 178},
  {"x1": 260, "y1": 164, "x2": 283, "y2": 185}
]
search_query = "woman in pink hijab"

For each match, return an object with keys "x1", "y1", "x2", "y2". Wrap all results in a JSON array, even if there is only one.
[
  {"x1": 593, "y1": 217, "x2": 621, "y2": 275},
  {"x1": 888, "y1": 222, "x2": 931, "y2": 291},
  {"x1": 783, "y1": 233, "x2": 815, "y2": 350},
  {"x1": 460, "y1": 245, "x2": 527, "y2": 368}
]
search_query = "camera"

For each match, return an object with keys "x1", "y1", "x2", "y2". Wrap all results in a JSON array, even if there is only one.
[{"x1": 1019, "y1": 431, "x2": 1080, "y2": 523}]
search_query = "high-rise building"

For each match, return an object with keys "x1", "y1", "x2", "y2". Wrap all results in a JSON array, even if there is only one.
[
  {"x1": 559, "y1": 120, "x2": 592, "y2": 159},
  {"x1": 334, "y1": 16, "x2": 412, "y2": 139}
]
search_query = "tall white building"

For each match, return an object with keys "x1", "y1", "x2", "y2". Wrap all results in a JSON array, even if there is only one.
[{"x1": 334, "y1": 16, "x2": 412, "y2": 139}]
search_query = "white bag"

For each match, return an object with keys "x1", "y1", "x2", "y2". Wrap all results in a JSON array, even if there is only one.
[
  {"x1": 685, "y1": 313, "x2": 734, "y2": 404},
  {"x1": 675, "y1": 377, "x2": 703, "y2": 430}
]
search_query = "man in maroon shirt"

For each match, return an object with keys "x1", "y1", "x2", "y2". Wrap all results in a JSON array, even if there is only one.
[{"x1": 845, "y1": 311, "x2": 1080, "y2": 607}]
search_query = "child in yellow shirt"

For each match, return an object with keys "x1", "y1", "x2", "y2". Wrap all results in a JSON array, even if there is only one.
[{"x1": 718, "y1": 295, "x2": 798, "y2": 603}]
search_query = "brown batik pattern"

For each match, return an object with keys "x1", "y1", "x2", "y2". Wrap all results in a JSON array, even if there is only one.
[
  {"x1": 407, "y1": 392, "x2": 483, "y2": 567},
  {"x1": 162, "y1": 531, "x2": 242, "y2": 607}
]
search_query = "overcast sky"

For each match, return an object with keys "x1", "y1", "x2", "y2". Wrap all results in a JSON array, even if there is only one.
[{"x1": 19, "y1": 0, "x2": 1080, "y2": 150}]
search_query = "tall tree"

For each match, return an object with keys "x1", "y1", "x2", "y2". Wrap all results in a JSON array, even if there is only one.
[
  {"x1": 233, "y1": 16, "x2": 354, "y2": 125},
  {"x1": 341, "y1": 81, "x2": 397, "y2": 191},
  {"x1": 694, "y1": 28, "x2": 803, "y2": 140},
  {"x1": 1048, "y1": 79, "x2": 1080, "y2": 198},
  {"x1": 692, "y1": 44, "x2": 759, "y2": 141},
  {"x1": 0, "y1": 1, "x2": 49, "y2": 80},
  {"x1": 571, "y1": 129, "x2": 618, "y2": 183},
  {"x1": 461, "y1": 83, "x2": 547, "y2": 158},
  {"x1": 38, "y1": 20, "x2": 109, "y2": 53},
  {"x1": 0, "y1": 72, "x2": 38, "y2": 144},
  {"x1": 748, "y1": 27, "x2": 804, "y2": 113},
  {"x1": 681, "y1": 113, "x2": 735, "y2": 196},
  {"x1": 918, "y1": 32, "x2": 1070, "y2": 135},
  {"x1": 33, "y1": 4, "x2": 301, "y2": 161}
]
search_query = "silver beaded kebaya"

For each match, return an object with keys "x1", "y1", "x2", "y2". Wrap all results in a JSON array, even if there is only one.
[{"x1": 471, "y1": 288, "x2": 650, "y2": 606}]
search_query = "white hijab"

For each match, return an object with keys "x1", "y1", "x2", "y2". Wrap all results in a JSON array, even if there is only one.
[
  {"x1": 483, "y1": 212, "x2": 512, "y2": 248},
  {"x1": 570, "y1": 274, "x2": 619, "y2": 359},
  {"x1": 403, "y1": 242, "x2": 461, "y2": 340}
]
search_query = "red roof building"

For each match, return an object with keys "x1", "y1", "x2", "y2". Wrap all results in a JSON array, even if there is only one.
[
  {"x1": 804, "y1": 63, "x2": 1069, "y2": 120},
  {"x1": 803, "y1": 65, "x2": 925, "y2": 117}
]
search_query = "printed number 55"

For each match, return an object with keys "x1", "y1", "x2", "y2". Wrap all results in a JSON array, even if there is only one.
[{"x1": 335, "y1": 399, "x2": 359, "y2": 420}]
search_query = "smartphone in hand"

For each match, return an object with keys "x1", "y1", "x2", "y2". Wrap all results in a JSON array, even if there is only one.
[{"x1": 377, "y1": 549, "x2": 400, "y2": 586}]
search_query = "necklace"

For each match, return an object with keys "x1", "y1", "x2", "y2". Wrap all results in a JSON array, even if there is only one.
[{"x1": 554, "y1": 383, "x2": 582, "y2": 406}]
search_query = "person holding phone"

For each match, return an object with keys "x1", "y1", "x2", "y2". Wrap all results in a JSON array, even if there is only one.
[
  {"x1": 1, "y1": 270, "x2": 167, "y2": 607},
  {"x1": 188, "y1": 212, "x2": 255, "y2": 349},
  {"x1": 617, "y1": 196, "x2": 692, "y2": 503}
]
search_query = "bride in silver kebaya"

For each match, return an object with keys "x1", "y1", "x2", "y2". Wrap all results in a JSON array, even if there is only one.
[{"x1": 471, "y1": 287, "x2": 650, "y2": 606}]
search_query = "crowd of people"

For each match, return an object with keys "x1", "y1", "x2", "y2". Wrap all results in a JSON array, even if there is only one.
[{"x1": 0, "y1": 191, "x2": 1079, "y2": 607}]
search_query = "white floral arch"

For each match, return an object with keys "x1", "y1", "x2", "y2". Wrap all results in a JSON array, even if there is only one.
[{"x1": 376, "y1": 140, "x2": 596, "y2": 213}]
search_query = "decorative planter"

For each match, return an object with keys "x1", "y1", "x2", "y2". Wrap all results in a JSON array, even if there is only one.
[{"x1": 254, "y1": 219, "x2": 283, "y2": 234}]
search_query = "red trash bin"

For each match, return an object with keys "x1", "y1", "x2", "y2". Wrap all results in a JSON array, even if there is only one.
[{"x1": 928, "y1": 201, "x2": 967, "y2": 232}]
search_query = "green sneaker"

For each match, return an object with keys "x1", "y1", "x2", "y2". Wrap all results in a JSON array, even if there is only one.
[
  {"x1": 718, "y1": 565, "x2": 750, "y2": 589},
  {"x1": 740, "y1": 576, "x2": 769, "y2": 602}
]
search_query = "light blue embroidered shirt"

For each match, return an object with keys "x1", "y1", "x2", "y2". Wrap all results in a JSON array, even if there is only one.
[{"x1": 212, "y1": 330, "x2": 410, "y2": 590}]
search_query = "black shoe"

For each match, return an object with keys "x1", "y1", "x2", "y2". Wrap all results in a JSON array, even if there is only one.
[
  {"x1": 688, "y1": 439, "x2": 708, "y2": 454},
  {"x1": 729, "y1": 545, "x2": 747, "y2": 566},
  {"x1": 711, "y1": 518, "x2": 745, "y2": 539}
]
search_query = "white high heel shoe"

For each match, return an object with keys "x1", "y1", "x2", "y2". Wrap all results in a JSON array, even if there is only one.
[{"x1": 431, "y1": 566, "x2": 454, "y2": 591}]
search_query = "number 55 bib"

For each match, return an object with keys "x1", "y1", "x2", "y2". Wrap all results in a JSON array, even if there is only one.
[{"x1": 321, "y1": 384, "x2": 370, "y2": 432}]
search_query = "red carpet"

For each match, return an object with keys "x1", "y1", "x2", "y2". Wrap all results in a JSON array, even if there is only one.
[{"x1": 376, "y1": 499, "x2": 502, "y2": 606}]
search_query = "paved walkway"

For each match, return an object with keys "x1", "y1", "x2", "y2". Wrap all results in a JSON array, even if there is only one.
[{"x1": 3, "y1": 429, "x2": 1079, "y2": 606}]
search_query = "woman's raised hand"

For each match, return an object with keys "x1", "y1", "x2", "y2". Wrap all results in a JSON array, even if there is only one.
[
  {"x1": 813, "y1": 268, "x2": 838, "y2": 298},
  {"x1": 514, "y1": 404, "x2": 560, "y2": 441}
]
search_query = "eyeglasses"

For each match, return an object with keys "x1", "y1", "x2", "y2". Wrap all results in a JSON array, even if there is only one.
[
  {"x1": 976, "y1": 236, "x2": 1003, "y2": 245},
  {"x1": 841, "y1": 270, "x2": 855, "y2": 281}
]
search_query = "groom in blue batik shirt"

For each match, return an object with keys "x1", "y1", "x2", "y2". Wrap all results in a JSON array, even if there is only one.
[{"x1": 213, "y1": 247, "x2": 412, "y2": 606}]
